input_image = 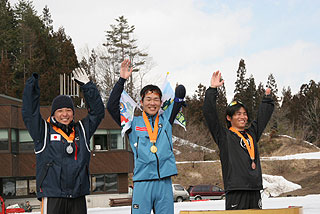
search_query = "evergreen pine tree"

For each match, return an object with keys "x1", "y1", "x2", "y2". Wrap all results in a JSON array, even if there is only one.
[
  {"x1": 216, "y1": 84, "x2": 227, "y2": 127},
  {"x1": 233, "y1": 59, "x2": 248, "y2": 102},
  {"x1": 101, "y1": 16, "x2": 149, "y2": 98}
]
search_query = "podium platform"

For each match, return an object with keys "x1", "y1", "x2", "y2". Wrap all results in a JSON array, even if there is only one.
[{"x1": 179, "y1": 206, "x2": 303, "y2": 214}]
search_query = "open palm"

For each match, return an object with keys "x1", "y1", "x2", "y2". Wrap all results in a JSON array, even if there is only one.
[
  {"x1": 211, "y1": 71, "x2": 224, "y2": 88},
  {"x1": 120, "y1": 59, "x2": 133, "y2": 79}
]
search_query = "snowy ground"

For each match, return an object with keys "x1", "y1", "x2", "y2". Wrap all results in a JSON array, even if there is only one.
[{"x1": 26, "y1": 195, "x2": 320, "y2": 214}]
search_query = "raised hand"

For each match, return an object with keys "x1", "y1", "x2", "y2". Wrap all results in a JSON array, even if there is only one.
[
  {"x1": 120, "y1": 59, "x2": 133, "y2": 79},
  {"x1": 73, "y1": 68, "x2": 90, "y2": 85},
  {"x1": 210, "y1": 70, "x2": 224, "y2": 88}
]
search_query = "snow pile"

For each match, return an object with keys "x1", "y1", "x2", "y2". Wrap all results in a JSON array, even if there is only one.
[
  {"x1": 172, "y1": 136, "x2": 216, "y2": 153},
  {"x1": 278, "y1": 135, "x2": 320, "y2": 150},
  {"x1": 262, "y1": 174, "x2": 301, "y2": 197},
  {"x1": 262, "y1": 152, "x2": 320, "y2": 160},
  {"x1": 173, "y1": 148, "x2": 181, "y2": 155}
]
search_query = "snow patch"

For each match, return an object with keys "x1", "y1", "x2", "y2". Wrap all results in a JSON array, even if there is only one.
[
  {"x1": 173, "y1": 148, "x2": 181, "y2": 155},
  {"x1": 262, "y1": 174, "x2": 301, "y2": 198},
  {"x1": 172, "y1": 136, "x2": 216, "y2": 153},
  {"x1": 279, "y1": 135, "x2": 320, "y2": 150},
  {"x1": 261, "y1": 152, "x2": 320, "y2": 160}
]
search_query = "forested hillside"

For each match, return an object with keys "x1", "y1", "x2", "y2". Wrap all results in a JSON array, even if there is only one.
[{"x1": 1, "y1": 0, "x2": 319, "y2": 147}]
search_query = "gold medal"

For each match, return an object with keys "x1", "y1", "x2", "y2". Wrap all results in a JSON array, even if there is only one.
[
  {"x1": 142, "y1": 112, "x2": 160, "y2": 154},
  {"x1": 150, "y1": 144, "x2": 158, "y2": 153},
  {"x1": 251, "y1": 161, "x2": 256, "y2": 170}
]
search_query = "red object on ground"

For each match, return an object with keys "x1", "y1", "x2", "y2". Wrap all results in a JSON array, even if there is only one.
[
  {"x1": 6, "y1": 208, "x2": 25, "y2": 213},
  {"x1": 0, "y1": 196, "x2": 25, "y2": 214},
  {"x1": 1, "y1": 196, "x2": 5, "y2": 214},
  {"x1": 190, "y1": 199, "x2": 210, "y2": 202}
]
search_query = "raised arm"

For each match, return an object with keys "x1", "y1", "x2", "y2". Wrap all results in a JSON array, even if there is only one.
[
  {"x1": 203, "y1": 71, "x2": 225, "y2": 145},
  {"x1": 169, "y1": 85, "x2": 186, "y2": 125},
  {"x1": 248, "y1": 88, "x2": 274, "y2": 141},
  {"x1": 22, "y1": 73, "x2": 45, "y2": 142},
  {"x1": 73, "y1": 68, "x2": 105, "y2": 138},
  {"x1": 107, "y1": 59, "x2": 132, "y2": 126}
]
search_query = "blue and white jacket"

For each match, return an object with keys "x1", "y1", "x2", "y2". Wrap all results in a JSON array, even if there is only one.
[{"x1": 107, "y1": 78, "x2": 185, "y2": 182}]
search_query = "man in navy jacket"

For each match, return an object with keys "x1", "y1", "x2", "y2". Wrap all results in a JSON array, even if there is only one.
[{"x1": 22, "y1": 69, "x2": 104, "y2": 214}]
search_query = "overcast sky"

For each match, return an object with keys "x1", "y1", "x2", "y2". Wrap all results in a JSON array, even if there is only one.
[{"x1": 9, "y1": 0, "x2": 320, "y2": 100}]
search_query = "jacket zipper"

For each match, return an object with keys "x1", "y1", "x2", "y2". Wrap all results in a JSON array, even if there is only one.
[
  {"x1": 165, "y1": 130, "x2": 173, "y2": 151},
  {"x1": 151, "y1": 114, "x2": 160, "y2": 178},
  {"x1": 136, "y1": 137, "x2": 139, "y2": 158},
  {"x1": 155, "y1": 153, "x2": 161, "y2": 179}
]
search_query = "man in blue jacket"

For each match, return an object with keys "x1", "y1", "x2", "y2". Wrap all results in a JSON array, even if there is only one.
[
  {"x1": 107, "y1": 59, "x2": 186, "y2": 214},
  {"x1": 22, "y1": 69, "x2": 105, "y2": 214}
]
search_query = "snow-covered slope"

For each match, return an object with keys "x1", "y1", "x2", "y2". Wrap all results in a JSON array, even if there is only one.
[{"x1": 172, "y1": 136, "x2": 216, "y2": 154}]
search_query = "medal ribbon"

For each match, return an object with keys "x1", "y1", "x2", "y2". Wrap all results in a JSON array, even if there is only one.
[
  {"x1": 142, "y1": 111, "x2": 159, "y2": 143},
  {"x1": 47, "y1": 117, "x2": 77, "y2": 160},
  {"x1": 47, "y1": 117, "x2": 75, "y2": 142},
  {"x1": 229, "y1": 127, "x2": 255, "y2": 161}
]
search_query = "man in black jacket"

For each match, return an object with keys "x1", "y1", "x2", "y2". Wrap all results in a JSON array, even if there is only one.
[
  {"x1": 22, "y1": 69, "x2": 105, "y2": 214},
  {"x1": 203, "y1": 70, "x2": 274, "y2": 210}
]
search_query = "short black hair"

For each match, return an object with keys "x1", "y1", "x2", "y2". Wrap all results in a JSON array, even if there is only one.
[
  {"x1": 140, "y1": 85, "x2": 162, "y2": 101},
  {"x1": 225, "y1": 100, "x2": 249, "y2": 128}
]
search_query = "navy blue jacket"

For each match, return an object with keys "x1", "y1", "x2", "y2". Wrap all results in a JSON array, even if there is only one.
[{"x1": 22, "y1": 73, "x2": 105, "y2": 199}]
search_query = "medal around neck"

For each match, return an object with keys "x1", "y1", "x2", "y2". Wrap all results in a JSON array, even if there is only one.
[
  {"x1": 66, "y1": 142, "x2": 73, "y2": 154},
  {"x1": 142, "y1": 111, "x2": 160, "y2": 154},
  {"x1": 150, "y1": 144, "x2": 158, "y2": 153},
  {"x1": 229, "y1": 127, "x2": 256, "y2": 170}
]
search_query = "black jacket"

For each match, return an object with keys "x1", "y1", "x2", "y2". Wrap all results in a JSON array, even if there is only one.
[
  {"x1": 203, "y1": 87, "x2": 274, "y2": 192},
  {"x1": 22, "y1": 73, "x2": 105, "y2": 199}
]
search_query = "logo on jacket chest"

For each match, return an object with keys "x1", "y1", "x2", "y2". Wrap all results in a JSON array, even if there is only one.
[
  {"x1": 135, "y1": 124, "x2": 163, "y2": 132},
  {"x1": 239, "y1": 138, "x2": 252, "y2": 150},
  {"x1": 50, "y1": 134, "x2": 61, "y2": 141}
]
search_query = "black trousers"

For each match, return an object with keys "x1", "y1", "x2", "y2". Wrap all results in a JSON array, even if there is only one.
[
  {"x1": 41, "y1": 196, "x2": 87, "y2": 214},
  {"x1": 225, "y1": 190, "x2": 262, "y2": 210}
]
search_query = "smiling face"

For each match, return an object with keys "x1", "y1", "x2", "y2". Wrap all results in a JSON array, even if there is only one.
[
  {"x1": 140, "y1": 91, "x2": 161, "y2": 116},
  {"x1": 53, "y1": 108, "x2": 74, "y2": 125},
  {"x1": 227, "y1": 107, "x2": 248, "y2": 131}
]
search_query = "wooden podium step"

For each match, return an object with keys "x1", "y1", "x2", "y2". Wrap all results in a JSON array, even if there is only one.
[{"x1": 180, "y1": 206, "x2": 303, "y2": 214}]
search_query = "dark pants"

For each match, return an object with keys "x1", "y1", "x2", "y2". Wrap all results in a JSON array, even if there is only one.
[
  {"x1": 42, "y1": 196, "x2": 87, "y2": 214},
  {"x1": 225, "y1": 190, "x2": 262, "y2": 210}
]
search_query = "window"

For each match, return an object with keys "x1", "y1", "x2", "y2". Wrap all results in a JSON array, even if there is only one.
[
  {"x1": 19, "y1": 130, "x2": 33, "y2": 151},
  {"x1": 11, "y1": 129, "x2": 18, "y2": 154},
  {"x1": 2, "y1": 178, "x2": 15, "y2": 197},
  {"x1": 16, "y1": 179, "x2": 28, "y2": 196},
  {"x1": 202, "y1": 185, "x2": 210, "y2": 192},
  {"x1": 1, "y1": 177, "x2": 36, "y2": 197},
  {"x1": 174, "y1": 184, "x2": 185, "y2": 191},
  {"x1": 212, "y1": 186, "x2": 220, "y2": 192},
  {"x1": 93, "y1": 130, "x2": 108, "y2": 151},
  {"x1": 105, "y1": 174, "x2": 118, "y2": 193},
  {"x1": 0, "y1": 129, "x2": 9, "y2": 151},
  {"x1": 91, "y1": 174, "x2": 118, "y2": 193},
  {"x1": 92, "y1": 175, "x2": 104, "y2": 192},
  {"x1": 193, "y1": 186, "x2": 201, "y2": 192},
  {"x1": 29, "y1": 179, "x2": 36, "y2": 195},
  {"x1": 93, "y1": 130, "x2": 124, "y2": 151},
  {"x1": 109, "y1": 130, "x2": 124, "y2": 150}
]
